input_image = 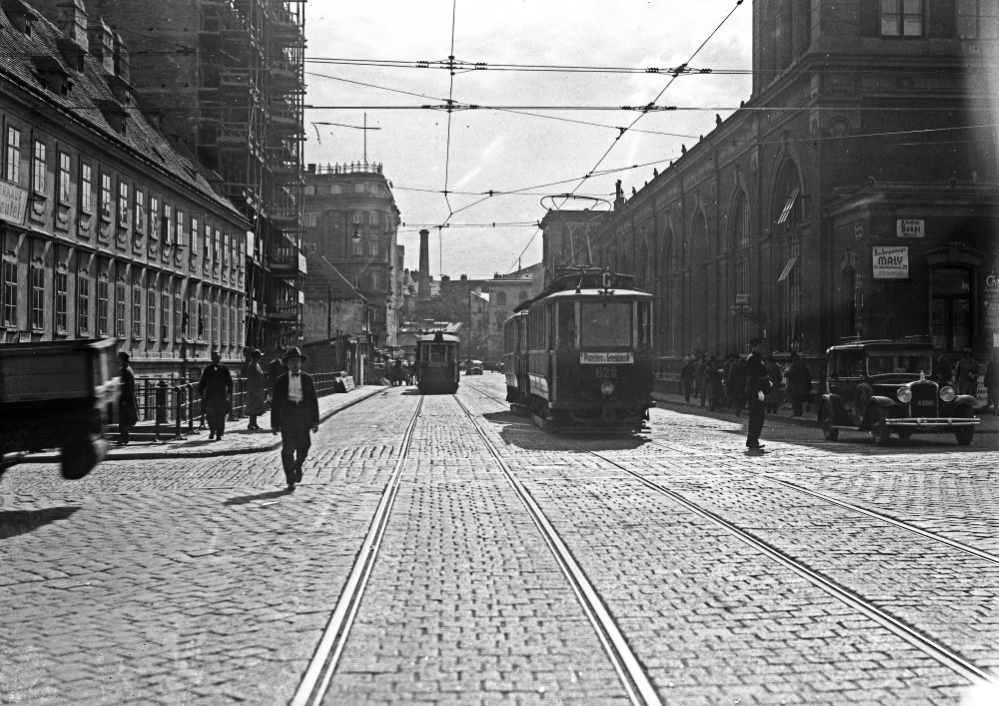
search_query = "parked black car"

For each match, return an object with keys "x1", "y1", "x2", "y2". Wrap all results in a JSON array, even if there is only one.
[{"x1": 819, "y1": 341, "x2": 979, "y2": 446}]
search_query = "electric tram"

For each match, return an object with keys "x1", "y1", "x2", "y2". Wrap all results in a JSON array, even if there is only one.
[
  {"x1": 415, "y1": 331, "x2": 461, "y2": 394},
  {"x1": 503, "y1": 268, "x2": 654, "y2": 433}
]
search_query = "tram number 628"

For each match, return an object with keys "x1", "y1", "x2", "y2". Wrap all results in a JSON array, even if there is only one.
[{"x1": 594, "y1": 366, "x2": 618, "y2": 379}]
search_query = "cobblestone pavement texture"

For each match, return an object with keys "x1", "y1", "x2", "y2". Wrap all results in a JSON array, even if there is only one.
[
  {"x1": 1, "y1": 372, "x2": 995, "y2": 705},
  {"x1": 460, "y1": 376, "x2": 993, "y2": 704},
  {"x1": 325, "y1": 393, "x2": 627, "y2": 705},
  {"x1": 0, "y1": 390, "x2": 417, "y2": 705}
]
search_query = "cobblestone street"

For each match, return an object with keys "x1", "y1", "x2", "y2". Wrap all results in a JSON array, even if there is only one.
[{"x1": 2, "y1": 375, "x2": 997, "y2": 705}]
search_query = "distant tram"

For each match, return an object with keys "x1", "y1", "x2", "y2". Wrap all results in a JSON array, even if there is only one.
[
  {"x1": 504, "y1": 268, "x2": 654, "y2": 433},
  {"x1": 415, "y1": 331, "x2": 461, "y2": 394}
]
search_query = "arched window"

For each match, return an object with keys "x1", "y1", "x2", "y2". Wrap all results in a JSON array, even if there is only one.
[
  {"x1": 731, "y1": 190, "x2": 751, "y2": 250},
  {"x1": 495, "y1": 290, "x2": 507, "y2": 306},
  {"x1": 518, "y1": 290, "x2": 528, "y2": 302}
]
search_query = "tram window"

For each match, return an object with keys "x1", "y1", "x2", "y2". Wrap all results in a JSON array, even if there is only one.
[
  {"x1": 429, "y1": 344, "x2": 449, "y2": 362},
  {"x1": 580, "y1": 302, "x2": 632, "y2": 347},
  {"x1": 637, "y1": 301, "x2": 651, "y2": 348},
  {"x1": 558, "y1": 302, "x2": 576, "y2": 348}
]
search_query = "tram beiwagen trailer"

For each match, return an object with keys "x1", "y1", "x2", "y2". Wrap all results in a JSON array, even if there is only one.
[
  {"x1": 415, "y1": 331, "x2": 461, "y2": 394},
  {"x1": 503, "y1": 269, "x2": 654, "y2": 433}
]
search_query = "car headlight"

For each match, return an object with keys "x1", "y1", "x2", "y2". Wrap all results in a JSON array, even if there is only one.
[
  {"x1": 897, "y1": 387, "x2": 912, "y2": 403},
  {"x1": 940, "y1": 386, "x2": 956, "y2": 402},
  {"x1": 600, "y1": 381, "x2": 615, "y2": 396}
]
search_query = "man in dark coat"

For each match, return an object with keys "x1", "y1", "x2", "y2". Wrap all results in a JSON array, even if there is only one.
[
  {"x1": 271, "y1": 347, "x2": 319, "y2": 491},
  {"x1": 985, "y1": 351, "x2": 999, "y2": 415},
  {"x1": 198, "y1": 351, "x2": 233, "y2": 441},
  {"x1": 744, "y1": 338, "x2": 771, "y2": 451},
  {"x1": 268, "y1": 346, "x2": 286, "y2": 397}
]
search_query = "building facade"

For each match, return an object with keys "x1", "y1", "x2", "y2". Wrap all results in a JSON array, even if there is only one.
[
  {"x1": 62, "y1": 0, "x2": 308, "y2": 350},
  {"x1": 543, "y1": 0, "x2": 999, "y2": 372},
  {"x1": 1, "y1": 0, "x2": 248, "y2": 374},
  {"x1": 302, "y1": 162, "x2": 401, "y2": 349}
]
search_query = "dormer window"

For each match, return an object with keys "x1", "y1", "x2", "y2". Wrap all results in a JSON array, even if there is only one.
[{"x1": 33, "y1": 55, "x2": 72, "y2": 96}]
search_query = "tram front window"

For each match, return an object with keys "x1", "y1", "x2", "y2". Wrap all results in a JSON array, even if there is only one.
[
  {"x1": 580, "y1": 302, "x2": 632, "y2": 347},
  {"x1": 428, "y1": 344, "x2": 451, "y2": 363}
]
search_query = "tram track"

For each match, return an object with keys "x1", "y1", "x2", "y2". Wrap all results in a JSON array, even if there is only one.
[
  {"x1": 460, "y1": 379, "x2": 999, "y2": 688},
  {"x1": 290, "y1": 395, "x2": 424, "y2": 706}
]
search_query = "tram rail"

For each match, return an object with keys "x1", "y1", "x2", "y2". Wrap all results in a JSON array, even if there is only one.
[
  {"x1": 290, "y1": 396, "x2": 425, "y2": 706},
  {"x1": 459, "y1": 378, "x2": 999, "y2": 688}
]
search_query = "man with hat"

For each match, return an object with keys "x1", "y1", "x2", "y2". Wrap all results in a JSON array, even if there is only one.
[
  {"x1": 271, "y1": 347, "x2": 319, "y2": 491},
  {"x1": 744, "y1": 337, "x2": 771, "y2": 451},
  {"x1": 198, "y1": 350, "x2": 233, "y2": 441}
]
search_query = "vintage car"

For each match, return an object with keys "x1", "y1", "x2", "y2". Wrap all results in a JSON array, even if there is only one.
[{"x1": 818, "y1": 341, "x2": 979, "y2": 446}]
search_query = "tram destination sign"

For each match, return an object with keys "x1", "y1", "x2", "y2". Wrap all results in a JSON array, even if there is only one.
[{"x1": 580, "y1": 352, "x2": 634, "y2": 364}]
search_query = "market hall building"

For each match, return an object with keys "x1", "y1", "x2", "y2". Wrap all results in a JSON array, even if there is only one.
[{"x1": 543, "y1": 0, "x2": 999, "y2": 373}]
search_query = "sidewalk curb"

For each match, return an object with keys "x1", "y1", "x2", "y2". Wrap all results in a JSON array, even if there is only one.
[
  {"x1": 653, "y1": 393, "x2": 820, "y2": 429},
  {"x1": 652, "y1": 393, "x2": 998, "y2": 433},
  {"x1": 16, "y1": 387, "x2": 389, "y2": 464}
]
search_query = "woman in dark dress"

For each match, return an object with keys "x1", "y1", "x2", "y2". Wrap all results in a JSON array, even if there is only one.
[{"x1": 117, "y1": 351, "x2": 138, "y2": 445}]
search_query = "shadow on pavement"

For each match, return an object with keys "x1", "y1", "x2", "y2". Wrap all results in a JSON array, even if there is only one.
[
  {"x1": 0, "y1": 506, "x2": 80, "y2": 540},
  {"x1": 482, "y1": 411, "x2": 654, "y2": 452},
  {"x1": 223, "y1": 489, "x2": 292, "y2": 506},
  {"x1": 714, "y1": 425, "x2": 990, "y2": 456}
]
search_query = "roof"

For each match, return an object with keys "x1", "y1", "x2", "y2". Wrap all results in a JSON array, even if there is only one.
[
  {"x1": 0, "y1": 3, "x2": 242, "y2": 218},
  {"x1": 827, "y1": 340, "x2": 934, "y2": 353},
  {"x1": 416, "y1": 332, "x2": 460, "y2": 344}
]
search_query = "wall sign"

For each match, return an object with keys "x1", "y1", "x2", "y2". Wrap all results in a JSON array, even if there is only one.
[
  {"x1": 872, "y1": 246, "x2": 909, "y2": 279},
  {"x1": 986, "y1": 272, "x2": 999, "y2": 347},
  {"x1": 0, "y1": 179, "x2": 28, "y2": 225},
  {"x1": 896, "y1": 219, "x2": 924, "y2": 238}
]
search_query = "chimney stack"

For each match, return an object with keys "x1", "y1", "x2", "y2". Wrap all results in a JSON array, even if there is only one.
[
  {"x1": 418, "y1": 229, "x2": 430, "y2": 301},
  {"x1": 87, "y1": 17, "x2": 114, "y2": 73}
]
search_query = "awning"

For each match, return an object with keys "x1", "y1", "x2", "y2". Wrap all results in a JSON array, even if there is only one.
[
  {"x1": 776, "y1": 186, "x2": 800, "y2": 225},
  {"x1": 778, "y1": 255, "x2": 798, "y2": 282}
]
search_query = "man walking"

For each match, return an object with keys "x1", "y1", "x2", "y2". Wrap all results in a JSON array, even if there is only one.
[
  {"x1": 745, "y1": 338, "x2": 771, "y2": 451},
  {"x1": 198, "y1": 351, "x2": 233, "y2": 441},
  {"x1": 271, "y1": 347, "x2": 319, "y2": 491},
  {"x1": 984, "y1": 351, "x2": 998, "y2": 415}
]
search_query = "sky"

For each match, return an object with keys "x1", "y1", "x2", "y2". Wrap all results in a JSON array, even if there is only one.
[{"x1": 303, "y1": 1, "x2": 753, "y2": 280}]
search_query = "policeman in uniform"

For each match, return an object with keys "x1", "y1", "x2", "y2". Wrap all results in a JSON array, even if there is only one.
[{"x1": 744, "y1": 337, "x2": 771, "y2": 451}]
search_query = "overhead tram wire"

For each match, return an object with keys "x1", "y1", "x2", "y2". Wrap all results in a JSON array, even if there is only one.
[{"x1": 508, "y1": 0, "x2": 746, "y2": 272}]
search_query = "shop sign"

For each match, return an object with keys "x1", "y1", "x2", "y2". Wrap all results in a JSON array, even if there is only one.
[
  {"x1": 896, "y1": 219, "x2": 924, "y2": 238},
  {"x1": 872, "y1": 246, "x2": 909, "y2": 279},
  {"x1": 0, "y1": 179, "x2": 28, "y2": 225},
  {"x1": 986, "y1": 272, "x2": 999, "y2": 347}
]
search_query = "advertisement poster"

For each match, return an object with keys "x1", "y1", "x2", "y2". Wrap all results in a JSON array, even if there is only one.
[
  {"x1": 872, "y1": 246, "x2": 909, "y2": 279},
  {"x1": 986, "y1": 272, "x2": 999, "y2": 347}
]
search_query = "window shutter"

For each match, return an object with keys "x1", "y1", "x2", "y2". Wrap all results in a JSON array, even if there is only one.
[
  {"x1": 859, "y1": 0, "x2": 880, "y2": 37},
  {"x1": 929, "y1": 0, "x2": 956, "y2": 37}
]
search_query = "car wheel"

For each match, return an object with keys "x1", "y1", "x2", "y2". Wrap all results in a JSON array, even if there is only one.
[
  {"x1": 897, "y1": 430, "x2": 912, "y2": 441},
  {"x1": 820, "y1": 405, "x2": 839, "y2": 441},
  {"x1": 955, "y1": 407, "x2": 975, "y2": 446},
  {"x1": 870, "y1": 406, "x2": 891, "y2": 446}
]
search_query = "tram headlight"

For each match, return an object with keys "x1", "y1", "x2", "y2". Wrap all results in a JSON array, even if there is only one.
[
  {"x1": 600, "y1": 381, "x2": 615, "y2": 396},
  {"x1": 940, "y1": 386, "x2": 956, "y2": 402},
  {"x1": 897, "y1": 387, "x2": 912, "y2": 403}
]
